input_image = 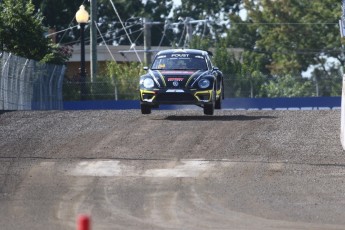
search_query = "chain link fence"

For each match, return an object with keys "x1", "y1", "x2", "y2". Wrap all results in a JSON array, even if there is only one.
[
  {"x1": 223, "y1": 73, "x2": 342, "y2": 98},
  {"x1": 63, "y1": 72, "x2": 342, "y2": 101},
  {"x1": 63, "y1": 77, "x2": 139, "y2": 101},
  {"x1": 0, "y1": 52, "x2": 66, "y2": 110}
]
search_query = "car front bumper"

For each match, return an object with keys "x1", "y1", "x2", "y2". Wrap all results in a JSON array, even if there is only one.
[{"x1": 140, "y1": 88, "x2": 214, "y2": 106}]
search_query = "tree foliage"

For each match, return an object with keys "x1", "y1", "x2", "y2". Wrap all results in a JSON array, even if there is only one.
[
  {"x1": 33, "y1": 0, "x2": 243, "y2": 47},
  {"x1": 28, "y1": 0, "x2": 343, "y2": 97},
  {"x1": 0, "y1": 0, "x2": 71, "y2": 64},
  {"x1": 0, "y1": 0, "x2": 50, "y2": 60},
  {"x1": 228, "y1": 0, "x2": 342, "y2": 76},
  {"x1": 223, "y1": 0, "x2": 343, "y2": 97},
  {"x1": 106, "y1": 61, "x2": 145, "y2": 99},
  {"x1": 260, "y1": 75, "x2": 314, "y2": 97},
  {"x1": 32, "y1": 0, "x2": 174, "y2": 46},
  {"x1": 32, "y1": 0, "x2": 81, "y2": 44},
  {"x1": 169, "y1": 0, "x2": 242, "y2": 47}
]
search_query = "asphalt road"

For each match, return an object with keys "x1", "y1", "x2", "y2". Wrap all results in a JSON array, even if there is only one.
[{"x1": 0, "y1": 109, "x2": 345, "y2": 230}]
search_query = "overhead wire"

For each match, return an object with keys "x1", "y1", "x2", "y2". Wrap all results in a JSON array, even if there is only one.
[
  {"x1": 177, "y1": 23, "x2": 186, "y2": 48},
  {"x1": 57, "y1": 0, "x2": 88, "y2": 44},
  {"x1": 94, "y1": 21, "x2": 116, "y2": 62},
  {"x1": 157, "y1": 21, "x2": 168, "y2": 48},
  {"x1": 59, "y1": 23, "x2": 143, "y2": 46},
  {"x1": 45, "y1": 25, "x2": 79, "y2": 38},
  {"x1": 230, "y1": 22, "x2": 338, "y2": 25},
  {"x1": 108, "y1": 0, "x2": 142, "y2": 63},
  {"x1": 45, "y1": 2, "x2": 341, "y2": 57},
  {"x1": 101, "y1": 28, "x2": 144, "y2": 46}
]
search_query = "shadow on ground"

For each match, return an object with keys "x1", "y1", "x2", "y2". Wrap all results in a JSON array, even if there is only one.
[{"x1": 157, "y1": 115, "x2": 277, "y2": 121}]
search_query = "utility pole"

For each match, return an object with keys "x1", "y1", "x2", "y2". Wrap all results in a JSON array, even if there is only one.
[
  {"x1": 184, "y1": 17, "x2": 193, "y2": 48},
  {"x1": 90, "y1": 0, "x2": 97, "y2": 82},
  {"x1": 343, "y1": 0, "x2": 345, "y2": 21},
  {"x1": 143, "y1": 18, "x2": 152, "y2": 65},
  {"x1": 340, "y1": 0, "x2": 345, "y2": 37}
]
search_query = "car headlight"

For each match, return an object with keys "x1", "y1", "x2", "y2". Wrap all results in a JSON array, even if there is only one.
[
  {"x1": 142, "y1": 78, "x2": 155, "y2": 88},
  {"x1": 198, "y1": 79, "x2": 211, "y2": 89}
]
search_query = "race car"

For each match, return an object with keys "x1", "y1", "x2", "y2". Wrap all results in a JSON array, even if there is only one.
[{"x1": 139, "y1": 49, "x2": 224, "y2": 115}]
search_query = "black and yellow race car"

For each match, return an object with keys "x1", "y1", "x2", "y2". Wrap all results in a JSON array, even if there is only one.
[{"x1": 139, "y1": 49, "x2": 224, "y2": 115}]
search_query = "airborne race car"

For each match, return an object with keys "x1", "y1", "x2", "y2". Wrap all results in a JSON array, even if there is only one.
[{"x1": 139, "y1": 49, "x2": 224, "y2": 115}]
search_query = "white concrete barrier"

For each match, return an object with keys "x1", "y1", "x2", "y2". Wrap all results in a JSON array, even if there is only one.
[{"x1": 341, "y1": 76, "x2": 345, "y2": 150}]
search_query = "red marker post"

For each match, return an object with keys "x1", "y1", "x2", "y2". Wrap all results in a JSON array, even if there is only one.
[{"x1": 77, "y1": 215, "x2": 91, "y2": 230}]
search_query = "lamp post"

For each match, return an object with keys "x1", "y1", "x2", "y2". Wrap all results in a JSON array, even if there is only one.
[{"x1": 75, "y1": 5, "x2": 89, "y2": 100}]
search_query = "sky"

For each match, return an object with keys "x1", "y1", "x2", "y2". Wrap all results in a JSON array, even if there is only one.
[{"x1": 173, "y1": 0, "x2": 181, "y2": 6}]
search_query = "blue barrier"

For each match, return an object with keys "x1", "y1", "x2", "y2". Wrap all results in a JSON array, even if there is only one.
[
  {"x1": 63, "y1": 100, "x2": 139, "y2": 110},
  {"x1": 222, "y1": 97, "x2": 341, "y2": 110},
  {"x1": 63, "y1": 97, "x2": 341, "y2": 110}
]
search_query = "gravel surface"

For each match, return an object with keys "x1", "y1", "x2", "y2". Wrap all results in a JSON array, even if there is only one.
[{"x1": 0, "y1": 109, "x2": 345, "y2": 230}]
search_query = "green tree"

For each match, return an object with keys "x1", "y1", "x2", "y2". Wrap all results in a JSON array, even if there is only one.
[
  {"x1": 233, "y1": 0, "x2": 342, "y2": 75},
  {"x1": 33, "y1": 0, "x2": 173, "y2": 46},
  {"x1": 106, "y1": 61, "x2": 145, "y2": 99},
  {"x1": 32, "y1": 0, "x2": 81, "y2": 44},
  {"x1": 260, "y1": 75, "x2": 314, "y2": 97},
  {"x1": 310, "y1": 65, "x2": 342, "y2": 97},
  {"x1": 225, "y1": 0, "x2": 343, "y2": 97},
  {"x1": 41, "y1": 43, "x2": 73, "y2": 65},
  {"x1": 0, "y1": 0, "x2": 50, "y2": 60},
  {"x1": 170, "y1": 0, "x2": 242, "y2": 47}
]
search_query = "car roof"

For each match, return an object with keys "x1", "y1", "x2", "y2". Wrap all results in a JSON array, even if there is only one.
[{"x1": 155, "y1": 49, "x2": 212, "y2": 57}]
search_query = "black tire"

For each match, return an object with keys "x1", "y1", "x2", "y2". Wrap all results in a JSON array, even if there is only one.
[
  {"x1": 215, "y1": 98, "x2": 221, "y2": 110},
  {"x1": 215, "y1": 80, "x2": 223, "y2": 109},
  {"x1": 204, "y1": 90, "x2": 216, "y2": 115},
  {"x1": 204, "y1": 104, "x2": 214, "y2": 115},
  {"x1": 141, "y1": 104, "x2": 152, "y2": 114},
  {"x1": 215, "y1": 92, "x2": 222, "y2": 110}
]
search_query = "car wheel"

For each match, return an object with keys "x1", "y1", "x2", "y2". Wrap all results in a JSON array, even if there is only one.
[
  {"x1": 141, "y1": 104, "x2": 152, "y2": 114},
  {"x1": 204, "y1": 104, "x2": 214, "y2": 115},
  {"x1": 215, "y1": 95, "x2": 222, "y2": 110},
  {"x1": 204, "y1": 90, "x2": 215, "y2": 115},
  {"x1": 215, "y1": 85, "x2": 222, "y2": 110}
]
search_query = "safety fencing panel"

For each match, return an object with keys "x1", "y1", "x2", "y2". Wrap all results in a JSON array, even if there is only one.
[{"x1": 0, "y1": 52, "x2": 66, "y2": 110}]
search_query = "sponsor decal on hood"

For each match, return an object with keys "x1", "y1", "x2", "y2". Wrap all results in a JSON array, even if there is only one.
[
  {"x1": 159, "y1": 70, "x2": 196, "y2": 75},
  {"x1": 167, "y1": 77, "x2": 184, "y2": 82}
]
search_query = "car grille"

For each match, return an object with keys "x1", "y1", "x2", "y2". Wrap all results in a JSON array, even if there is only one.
[
  {"x1": 156, "y1": 93, "x2": 196, "y2": 102},
  {"x1": 164, "y1": 76, "x2": 189, "y2": 88}
]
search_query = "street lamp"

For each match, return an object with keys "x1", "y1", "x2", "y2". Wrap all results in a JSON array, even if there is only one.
[{"x1": 75, "y1": 5, "x2": 89, "y2": 100}]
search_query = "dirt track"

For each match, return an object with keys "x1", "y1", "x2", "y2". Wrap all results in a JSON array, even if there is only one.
[{"x1": 1, "y1": 109, "x2": 345, "y2": 230}]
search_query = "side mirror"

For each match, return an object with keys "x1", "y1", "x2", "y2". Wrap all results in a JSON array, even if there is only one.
[{"x1": 143, "y1": 66, "x2": 149, "y2": 70}]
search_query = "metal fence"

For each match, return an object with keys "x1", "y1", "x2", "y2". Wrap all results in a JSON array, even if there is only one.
[
  {"x1": 62, "y1": 73, "x2": 342, "y2": 101},
  {"x1": 63, "y1": 77, "x2": 139, "y2": 101},
  {"x1": 0, "y1": 52, "x2": 66, "y2": 110}
]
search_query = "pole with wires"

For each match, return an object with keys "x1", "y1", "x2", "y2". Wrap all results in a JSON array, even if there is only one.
[
  {"x1": 108, "y1": 0, "x2": 142, "y2": 64},
  {"x1": 143, "y1": 18, "x2": 152, "y2": 65},
  {"x1": 90, "y1": 0, "x2": 97, "y2": 83},
  {"x1": 75, "y1": 5, "x2": 89, "y2": 100},
  {"x1": 184, "y1": 17, "x2": 193, "y2": 48},
  {"x1": 340, "y1": 0, "x2": 345, "y2": 37}
]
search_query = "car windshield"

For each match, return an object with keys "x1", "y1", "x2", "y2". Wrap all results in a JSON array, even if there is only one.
[{"x1": 151, "y1": 54, "x2": 208, "y2": 70}]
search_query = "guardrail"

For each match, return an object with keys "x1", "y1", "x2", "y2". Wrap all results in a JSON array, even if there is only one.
[{"x1": 63, "y1": 97, "x2": 341, "y2": 110}]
